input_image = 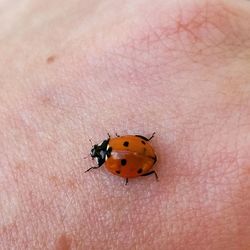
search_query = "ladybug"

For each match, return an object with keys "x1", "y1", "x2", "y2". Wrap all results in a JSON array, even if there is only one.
[{"x1": 85, "y1": 133, "x2": 158, "y2": 184}]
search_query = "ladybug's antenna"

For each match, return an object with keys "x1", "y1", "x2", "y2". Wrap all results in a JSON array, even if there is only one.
[
  {"x1": 83, "y1": 139, "x2": 93, "y2": 159},
  {"x1": 89, "y1": 138, "x2": 93, "y2": 147}
]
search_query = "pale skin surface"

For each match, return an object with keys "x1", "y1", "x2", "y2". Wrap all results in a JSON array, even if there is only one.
[{"x1": 0, "y1": 0, "x2": 250, "y2": 249}]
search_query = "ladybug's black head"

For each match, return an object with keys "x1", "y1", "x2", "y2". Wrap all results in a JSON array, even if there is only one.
[{"x1": 90, "y1": 139, "x2": 109, "y2": 167}]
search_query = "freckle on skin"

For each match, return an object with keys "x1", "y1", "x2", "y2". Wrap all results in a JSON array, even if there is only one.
[
  {"x1": 15, "y1": 162, "x2": 26, "y2": 171},
  {"x1": 40, "y1": 95, "x2": 53, "y2": 106},
  {"x1": 67, "y1": 180, "x2": 77, "y2": 190},
  {"x1": 56, "y1": 234, "x2": 72, "y2": 250},
  {"x1": 49, "y1": 175, "x2": 60, "y2": 187},
  {"x1": 46, "y1": 55, "x2": 56, "y2": 64},
  {"x1": 242, "y1": 164, "x2": 250, "y2": 176},
  {"x1": 49, "y1": 176, "x2": 77, "y2": 190}
]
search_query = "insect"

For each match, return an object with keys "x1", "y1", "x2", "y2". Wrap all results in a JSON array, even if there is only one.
[{"x1": 85, "y1": 133, "x2": 158, "y2": 185}]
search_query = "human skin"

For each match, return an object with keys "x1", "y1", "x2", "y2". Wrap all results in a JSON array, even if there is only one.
[{"x1": 0, "y1": 0, "x2": 250, "y2": 249}]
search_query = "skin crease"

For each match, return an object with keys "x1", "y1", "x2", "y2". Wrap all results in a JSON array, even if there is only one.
[{"x1": 0, "y1": 0, "x2": 250, "y2": 249}]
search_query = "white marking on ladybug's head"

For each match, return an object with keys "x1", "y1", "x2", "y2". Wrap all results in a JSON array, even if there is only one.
[
  {"x1": 100, "y1": 151, "x2": 106, "y2": 159},
  {"x1": 95, "y1": 157, "x2": 99, "y2": 164}
]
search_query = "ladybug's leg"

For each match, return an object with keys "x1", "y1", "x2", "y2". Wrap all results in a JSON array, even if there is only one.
[
  {"x1": 125, "y1": 178, "x2": 128, "y2": 185},
  {"x1": 147, "y1": 132, "x2": 156, "y2": 141},
  {"x1": 141, "y1": 170, "x2": 159, "y2": 181},
  {"x1": 84, "y1": 165, "x2": 102, "y2": 173},
  {"x1": 135, "y1": 132, "x2": 155, "y2": 141},
  {"x1": 115, "y1": 133, "x2": 120, "y2": 137}
]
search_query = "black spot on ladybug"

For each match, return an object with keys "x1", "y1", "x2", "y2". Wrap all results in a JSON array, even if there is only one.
[
  {"x1": 141, "y1": 140, "x2": 146, "y2": 145},
  {"x1": 123, "y1": 141, "x2": 129, "y2": 147},
  {"x1": 137, "y1": 168, "x2": 143, "y2": 174},
  {"x1": 107, "y1": 147, "x2": 112, "y2": 158},
  {"x1": 121, "y1": 159, "x2": 127, "y2": 166},
  {"x1": 116, "y1": 170, "x2": 121, "y2": 174}
]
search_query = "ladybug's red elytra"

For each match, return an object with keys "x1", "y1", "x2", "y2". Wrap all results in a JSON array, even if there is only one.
[{"x1": 85, "y1": 133, "x2": 158, "y2": 185}]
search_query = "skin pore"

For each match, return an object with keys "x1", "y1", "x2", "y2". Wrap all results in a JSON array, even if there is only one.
[{"x1": 0, "y1": 0, "x2": 250, "y2": 249}]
